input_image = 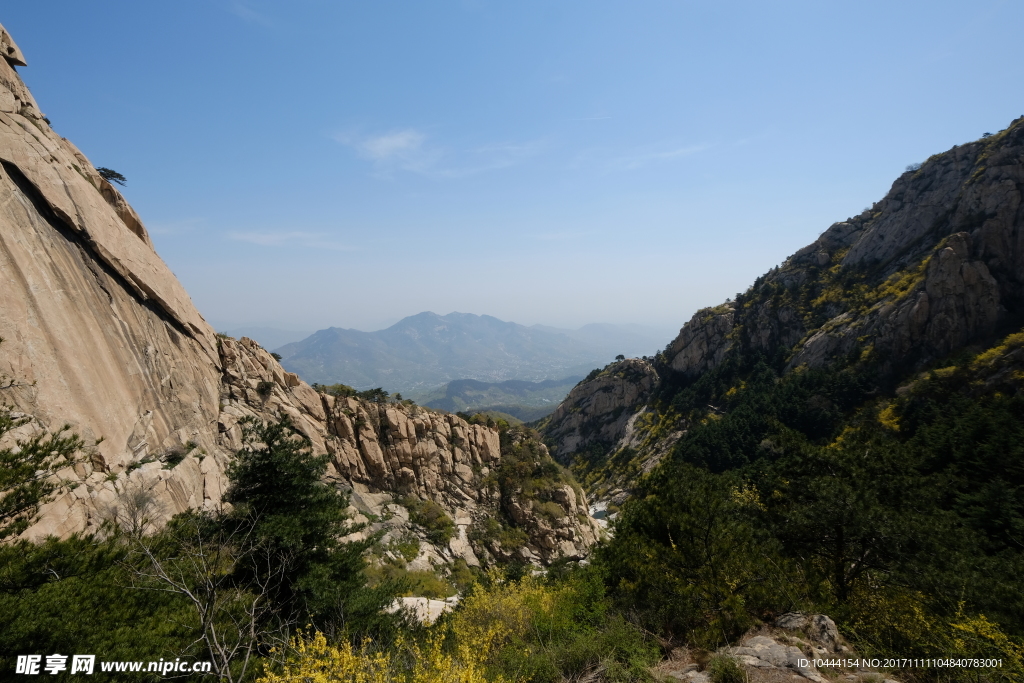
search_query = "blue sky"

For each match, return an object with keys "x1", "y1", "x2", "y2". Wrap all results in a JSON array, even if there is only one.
[{"x1": 5, "y1": 1, "x2": 1023, "y2": 334}]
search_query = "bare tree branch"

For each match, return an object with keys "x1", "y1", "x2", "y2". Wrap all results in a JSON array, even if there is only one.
[{"x1": 127, "y1": 514, "x2": 293, "y2": 683}]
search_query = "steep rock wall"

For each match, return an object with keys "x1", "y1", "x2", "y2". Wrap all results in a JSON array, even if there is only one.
[
  {"x1": 0, "y1": 23, "x2": 599, "y2": 565},
  {"x1": 543, "y1": 358, "x2": 658, "y2": 462},
  {"x1": 0, "y1": 22, "x2": 226, "y2": 538}
]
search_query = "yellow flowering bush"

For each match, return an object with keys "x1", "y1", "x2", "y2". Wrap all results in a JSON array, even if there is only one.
[
  {"x1": 257, "y1": 631, "x2": 393, "y2": 683},
  {"x1": 259, "y1": 579, "x2": 515, "y2": 683},
  {"x1": 260, "y1": 569, "x2": 656, "y2": 683}
]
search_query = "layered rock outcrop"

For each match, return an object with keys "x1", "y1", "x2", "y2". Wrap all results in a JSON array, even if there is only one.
[
  {"x1": 216, "y1": 337, "x2": 600, "y2": 566},
  {"x1": 0, "y1": 23, "x2": 598, "y2": 566}
]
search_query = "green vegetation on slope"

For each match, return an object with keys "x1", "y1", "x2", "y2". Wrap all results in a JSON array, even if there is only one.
[
  {"x1": 5, "y1": 333, "x2": 1023, "y2": 681},
  {"x1": 1, "y1": 407, "x2": 655, "y2": 682},
  {"x1": 598, "y1": 326, "x2": 1024, "y2": 677},
  {"x1": 0, "y1": 416, "x2": 402, "y2": 682},
  {"x1": 259, "y1": 566, "x2": 658, "y2": 683}
]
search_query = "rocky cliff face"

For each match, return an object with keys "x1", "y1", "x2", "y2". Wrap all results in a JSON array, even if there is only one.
[
  {"x1": 680, "y1": 118, "x2": 1024, "y2": 378},
  {"x1": 218, "y1": 337, "x2": 600, "y2": 566},
  {"x1": 0, "y1": 23, "x2": 598, "y2": 567},
  {"x1": 545, "y1": 116, "x2": 1024, "y2": 497},
  {"x1": 543, "y1": 358, "x2": 658, "y2": 462},
  {"x1": 0, "y1": 21, "x2": 224, "y2": 537}
]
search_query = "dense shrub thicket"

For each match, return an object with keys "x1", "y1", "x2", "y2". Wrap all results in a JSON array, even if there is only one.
[{"x1": 260, "y1": 568, "x2": 658, "y2": 683}]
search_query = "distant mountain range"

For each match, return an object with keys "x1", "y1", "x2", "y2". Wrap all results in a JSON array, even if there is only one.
[{"x1": 274, "y1": 312, "x2": 671, "y2": 393}]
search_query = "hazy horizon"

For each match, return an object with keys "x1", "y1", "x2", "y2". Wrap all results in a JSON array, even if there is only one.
[
  {"x1": 216, "y1": 313, "x2": 681, "y2": 336},
  {"x1": 5, "y1": 2, "x2": 1023, "y2": 332},
  {"x1": 218, "y1": 312, "x2": 681, "y2": 357}
]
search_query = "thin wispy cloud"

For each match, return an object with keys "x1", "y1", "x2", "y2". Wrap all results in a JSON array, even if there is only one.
[
  {"x1": 334, "y1": 129, "x2": 543, "y2": 179},
  {"x1": 227, "y1": 231, "x2": 355, "y2": 251},
  {"x1": 611, "y1": 143, "x2": 713, "y2": 171},
  {"x1": 344, "y1": 129, "x2": 441, "y2": 175},
  {"x1": 567, "y1": 140, "x2": 713, "y2": 174},
  {"x1": 360, "y1": 130, "x2": 426, "y2": 160},
  {"x1": 228, "y1": 1, "x2": 274, "y2": 27}
]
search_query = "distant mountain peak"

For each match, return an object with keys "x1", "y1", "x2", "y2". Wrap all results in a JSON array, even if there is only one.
[{"x1": 276, "y1": 312, "x2": 669, "y2": 393}]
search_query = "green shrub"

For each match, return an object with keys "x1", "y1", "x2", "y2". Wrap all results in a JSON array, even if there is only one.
[
  {"x1": 312, "y1": 382, "x2": 357, "y2": 398},
  {"x1": 534, "y1": 500, "x2": 567, "y2": 521},
  {"x1": 452, "y1": 566, "x2": 659, "y2": 683},
  {"x1": 125, "y1": 456, "x2": 155, "y2": 474},
  {"x1": 365, "y1": 561, "x2": 455, "y2": 599},
  {"x1": 469, "y1": 516, "x2": 528, "y2": 553},
  {"x1": 447, "y1": 558, "x2": 478, "y2": 593},
  {"x1": 402, "y1": 498, "x2": 456, "y2": 545},
  {"x1": 708, "y1": 655, "x2": 745, "y2": 683},
  {"x1": 161, "y1": 446, "x2": 187, "y2": 469},
  {"x1": 388, "y1": 534, "x2": 421, "y2": 563},
  {"x1": 255, "y1": 380, "x2": 275, "y2": 396}
]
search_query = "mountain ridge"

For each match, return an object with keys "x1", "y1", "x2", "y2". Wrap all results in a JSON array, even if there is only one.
[
  {"x1": 532, "y1": 118, "x2": 1024, "y2": 650},
  {"x1": 276, "y1": 311, "x2": 662, "y2": 393},
  {"x1": 542, "y1": 114, "x2": 1024, "y2": 496}
]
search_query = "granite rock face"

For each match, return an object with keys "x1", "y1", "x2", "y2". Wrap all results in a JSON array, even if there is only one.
[
  {"x1": 790, "y1": 231, "x2": 1002, "y2": 370},
  {"x1": 661, "y1": 116, "x2": 1024, "y2": 379},
  {"x1": 543, "y1": 358, "x2": 659, "y2": 463},
  {"x1": 0, "y1": 24, "x2": 598, "y2": 566},
  {"x1": 666, "y1": 304, "x2": 737, "y2": 377},
  {"x1": 0, "y1": 21, "x2": 224, "y2": 539},
  {"x1": 544, "y1": 116, "x2": 1024, "y2": 496}
]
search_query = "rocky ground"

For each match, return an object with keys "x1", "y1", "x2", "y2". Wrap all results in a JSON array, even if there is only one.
[{"x1": 655, "y1": 614, "x2": 900, "y2": 683}]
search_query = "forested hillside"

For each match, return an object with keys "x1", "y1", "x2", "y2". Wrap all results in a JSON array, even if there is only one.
[{"x1": 539, "y1": 116, "x2": 1024, "y2": 676}]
